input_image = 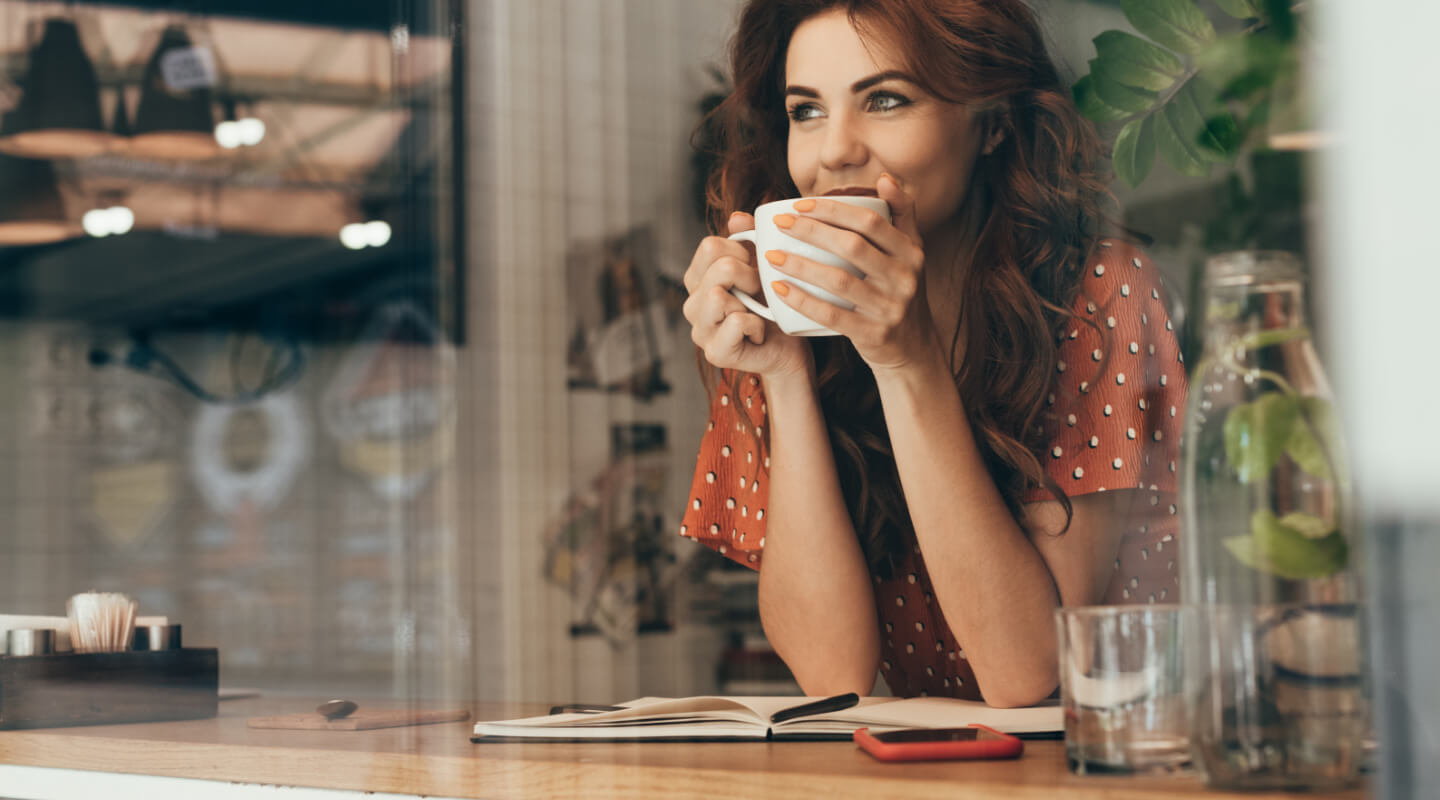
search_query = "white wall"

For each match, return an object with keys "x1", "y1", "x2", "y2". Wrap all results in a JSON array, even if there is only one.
[
  {"x1": 466, "y1": 0, "x2": 741, "y2": 702},
  {"x1": 1318, "y1": 1, "x2": 1440, "y2": 796}
]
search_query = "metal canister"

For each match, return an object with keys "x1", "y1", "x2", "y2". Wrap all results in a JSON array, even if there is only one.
[
  {"x1": 132, "y1": 623, "x2": 182, "y2": 650},
  {"x1": 6, "y1": 628, "x2": 56, "y2": 657}
]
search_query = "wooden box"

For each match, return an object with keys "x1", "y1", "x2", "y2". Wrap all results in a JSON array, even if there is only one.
[{"x1": 0, "y1": 648, "x2": 218, "y2": 729}]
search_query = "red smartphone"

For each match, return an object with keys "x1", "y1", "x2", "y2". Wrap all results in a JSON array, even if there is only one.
[{"x1": 854, "y1": 725, "x2": 1024, "y2": 762}]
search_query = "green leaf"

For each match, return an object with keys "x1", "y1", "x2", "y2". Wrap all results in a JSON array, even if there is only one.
[
  {"x1": 1223, "y1": 535, "x2": 1266, "y2": 571},
  {"x1": 1113, "y1": 115, "x2": 1156, "y2": 187},
  {"x1": 1196, "y1": 34, "x2": 1290, "y2": 101},
  {"x1": 1090, "y1": 60, "x2": 1158, "y2": 113},
  {"x1": 1169, "y1": 81, "x2": 1230, "y2": 162},
  {"x1": 1120, "y1": 0, "x2": 1217, "y2": 55},
  {"x1": 1155, "y1": 100, "x2": 1212, "y2": 177},
  {"x1": 1215, "y1": 0, "x2": 1260, "y2": 18},
  {"x1": 1073, "y1": 74, "x2": 1132, "y2": 123},
  {"x1": 1286, "y1": 416, "x2": 1332, "y2": 480},
  {"x1": 1278, "y1": 511, "x2": 1336, "y2": 540},
  {"x1": 1223, "y1": 392, "x2": 1296, "y2": 483},
  {"x1": 1093, "y1": 30, "x2": 1186, "y2": 91},
  {"x1": 1182, "y1": 73, "x2": 1245, "y2": 159},
  {"x1": 1260, "y1": 0, "x2": 1297, "y2": 41},
  {"x1": 1247, "y1": 509, "x2": 1349, "y2": 579},
  {"x1": 1246, "y1": 97, "x2": 1272, "y2": 130},
  {"x1": 1286, "y1": 396, "x2": 1339, "y2": 481},
  {"x1": 1204, "y1": 113, "x2": 1245, "y2": 158}
]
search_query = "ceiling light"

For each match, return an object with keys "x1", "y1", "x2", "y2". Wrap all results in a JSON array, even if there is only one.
[
  {"x1": 0, "y1": 155, "x2": 79, "y2": 245},
  {"x1": 214, "y1": 120, "x2": 242, "y2": 149},
  {"x1": 339, "y1": 223, "x2": 368, "y2": 250},
  {"x1": 363, "y1": 220, "x2": 391, "y2": 248},
  {"x1": 0, "y1": 19, "x2": 117, "y2": 159},
  {"x1": 130, "y1": 26, "x2": 220, "y2": 160},
  {"x1": 236, "y1": 117, "x2": 265, "y2": 146},
  {"x1": 81, "y1": 205, "x2": 135, "y2": 238}
]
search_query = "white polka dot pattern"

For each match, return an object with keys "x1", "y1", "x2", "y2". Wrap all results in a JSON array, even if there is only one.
[{"x1": 678, "y1": 239, "x2": 1187, "y2": 701}]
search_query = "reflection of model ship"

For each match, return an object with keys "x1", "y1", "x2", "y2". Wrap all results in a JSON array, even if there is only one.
[{"x1": 323, "y1": 302, "x2": 456, "y2": 500}]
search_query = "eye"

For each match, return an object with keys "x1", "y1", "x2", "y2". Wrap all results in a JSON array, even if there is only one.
[
  {"x1": 787, "y1": 102, "x2": 822, "y2": 123},
  {"x1": 866, "y1": 91, "x2": 912, "y2": 112}
]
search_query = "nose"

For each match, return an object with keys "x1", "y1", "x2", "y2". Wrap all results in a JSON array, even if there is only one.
[{"x1": 818, "y1": 111, "x2": 868, "y2": 171}]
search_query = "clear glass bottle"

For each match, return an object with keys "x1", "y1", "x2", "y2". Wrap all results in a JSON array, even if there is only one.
[{"x1": 1179, "y1": 251, "x2": 1364, "y2": 790}]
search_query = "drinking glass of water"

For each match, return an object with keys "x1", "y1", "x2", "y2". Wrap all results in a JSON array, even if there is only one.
[{"x1": 1057, "y1": 605, "x2": 1190, "y2": 775}]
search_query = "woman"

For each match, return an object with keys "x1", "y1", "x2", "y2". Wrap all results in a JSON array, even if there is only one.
[{"x1": 680, "y1": 0, "x2": 1185, "y2": 707}]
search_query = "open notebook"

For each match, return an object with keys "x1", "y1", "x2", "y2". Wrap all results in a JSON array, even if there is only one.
[{"x1": 471, "y1": 694, "x2": 1061, "y2": 742}]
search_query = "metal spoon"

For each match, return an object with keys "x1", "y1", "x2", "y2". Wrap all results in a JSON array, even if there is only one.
[{"x1": 316, "y1": 699, "x2": 358, "y2": 720}]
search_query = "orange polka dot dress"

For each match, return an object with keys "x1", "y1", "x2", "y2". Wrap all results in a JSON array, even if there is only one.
[{"x1": 679, "y1": 240, "x2": 1188, "y2": 700}]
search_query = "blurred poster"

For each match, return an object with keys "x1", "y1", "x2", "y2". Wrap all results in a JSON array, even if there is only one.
[
  {"x1": 542, "y1": 423, "x2": 677, "y2": 643},
  {"x1": 565, "y1": 227, "x2": 673, "y2": 399}
]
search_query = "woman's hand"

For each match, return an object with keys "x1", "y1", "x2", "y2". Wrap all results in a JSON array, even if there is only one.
[
  {"x1": 765, "y1": 175, "x2": 941, "y2": 374},
  {"x1": 683, "y1": 212, "x2": 812, "y2": 380}
]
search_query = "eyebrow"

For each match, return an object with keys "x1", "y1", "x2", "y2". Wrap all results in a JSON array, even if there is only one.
[{"x1": 784, "y1": 70, "x2": 917, "y2": 98}]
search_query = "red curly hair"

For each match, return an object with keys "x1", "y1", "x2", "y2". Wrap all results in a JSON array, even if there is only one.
[{"x1": 700, "y1": 0, "x2": 1110, "y2": 576}]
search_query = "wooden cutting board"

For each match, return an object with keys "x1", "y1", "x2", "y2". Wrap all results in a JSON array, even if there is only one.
[{"x1": 247, "y1": 708, "x2": 471, "y2": 731}]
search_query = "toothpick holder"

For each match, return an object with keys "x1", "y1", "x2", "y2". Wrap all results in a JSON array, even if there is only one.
[{"x1": 0, "y1": 648, "x2": 218, "y2": 729}]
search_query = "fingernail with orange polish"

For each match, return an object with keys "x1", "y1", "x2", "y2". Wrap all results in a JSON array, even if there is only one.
[
  {"x1": 774, "y1": 213, "x2": 796, "y2": 229},
  {"x1": 771, "y1": 281, "x2": 790, "y2": 297},
  {"x1": 765, "y1": 250, "x2": 787, "y2": 265},
  {"x1": 793, "y1": 199, "x2": 816, "y2": 212}
]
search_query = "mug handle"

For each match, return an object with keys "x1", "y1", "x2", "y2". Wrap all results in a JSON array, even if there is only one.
[{"x1": 726, "y1": 230, "x2": 775, "y2": 322}]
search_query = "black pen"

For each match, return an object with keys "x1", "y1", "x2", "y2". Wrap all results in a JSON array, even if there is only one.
[{"x1": 770, "y1": 692, "x2": 860, "y2": 724}]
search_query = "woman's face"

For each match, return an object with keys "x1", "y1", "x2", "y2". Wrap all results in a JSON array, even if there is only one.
[{"x1": 784, "y1": 9, "x2": 987, "y2": 238}]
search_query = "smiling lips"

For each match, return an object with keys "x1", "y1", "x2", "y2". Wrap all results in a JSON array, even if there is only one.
[{"x1": 822, "y1": 187, "x2": 879, "y2": 197}]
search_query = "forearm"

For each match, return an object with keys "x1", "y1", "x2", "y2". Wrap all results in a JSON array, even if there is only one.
[
  {"x1": 874, "y1": 354, "x2": 1061, "y2": 707},
  {"x1": 757, "y1": 367, "x2": 880, "y2": 696}
]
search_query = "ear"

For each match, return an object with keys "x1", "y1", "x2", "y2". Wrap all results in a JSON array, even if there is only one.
[{"x1": 981, "y1": 108, "x2": 1009, "y2": 156}]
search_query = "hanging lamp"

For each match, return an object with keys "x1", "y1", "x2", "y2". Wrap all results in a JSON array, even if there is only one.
[
  {"x1": 129, "y1": 25, "x2": 219, "y2": 160},
  {"x1": 0, "y1": 155, "x2": 80, "y2": 245},
  {"x1": 109, "y1": 85, "x2": 134, "y2": 152},
  {"x1": 0, "y1": 18, "x2": 117, "y2": 159}
]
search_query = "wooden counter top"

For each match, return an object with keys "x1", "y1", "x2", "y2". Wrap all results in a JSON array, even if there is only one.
[{"x1": 0, "y1": 698, "x2": 1368, "y2": 799}]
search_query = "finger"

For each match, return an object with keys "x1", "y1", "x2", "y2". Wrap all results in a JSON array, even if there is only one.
[
  {"x1": 727, "y1": 211, "x2": 757, "y2": 263},
  {"x1": 684, "y1": 234, "x2": 753, "y2": 294},
  {"x1": 703, "y1": 254, "x2": 763, "y2": 298},
  {"x1": 762, "y1": 248, "x2": 880, "y2": 310},
  {"x1": 784, "y1": 196, "x2": 910, "y2": 258},
  {"x1": 717, "y1": 308, "x2": 765, "y2": 350},
  {"x1": 685, "y1": 281, "x2": 744, "y2": 331},
  {"x1": 769, "y1": 278, "x2": 855, "y2": 337},
  {"x1": 706, "y1": 307, "x2": 766, "y2": 364},
  {"x1": 738, "y1": 312, "x2": 766, "y2": 347},
  {"x1": 876, "y1": 173, "x2": 922, "y2": 248}
]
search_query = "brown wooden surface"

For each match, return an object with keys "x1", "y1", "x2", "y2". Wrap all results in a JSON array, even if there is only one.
[
  {"x1": 247, "y1": 708, "x2": 470, "y2": 731},
  {"x1": 0, "y1": 697, "x2": 1370, "y2": 799},
  {"x1": 0, "y1": 649, "x2": 218, "y2": 730}
]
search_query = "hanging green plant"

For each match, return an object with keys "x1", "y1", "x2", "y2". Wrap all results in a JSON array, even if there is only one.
[
  {"x1": 1073, "y1": 0, "x2": 1302, "y2": 188},
  {"x1": 1195, "y1": 320, "x2": 1349, "y2": 579}
]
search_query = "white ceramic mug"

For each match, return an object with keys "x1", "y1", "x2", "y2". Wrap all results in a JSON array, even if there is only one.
[{"x1": 728, "y1": 195, "x2": 891, "y2": 337}]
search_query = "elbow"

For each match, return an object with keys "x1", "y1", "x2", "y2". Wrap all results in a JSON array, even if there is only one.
[
  {"x1": 786, "y1": 644, "x2": 880, "y2": 698},
  {"x1": 974, "y1": 663, "x2": 1058, "y2": 709},
  {"x1": 981, "y1": 683, "x2": 1056, "y2": 709},
  {"x1": 796, "y1": 669, "x2": 879, "y2": 698}
]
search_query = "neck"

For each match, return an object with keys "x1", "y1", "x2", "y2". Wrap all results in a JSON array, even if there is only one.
[{"x1": 923, "y1": 181, "x2": 991, "y2": 363}]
